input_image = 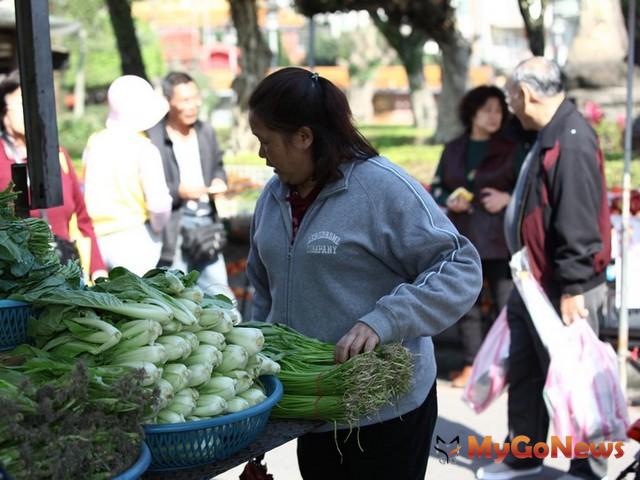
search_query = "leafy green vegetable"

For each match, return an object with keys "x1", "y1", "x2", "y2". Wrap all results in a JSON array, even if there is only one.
[
  {"x1": 0, "y1": 354, "x2": 158, "y2": 479},
  {"x1": 94, "y1": 267, "x2": 197, "y2": 326}
]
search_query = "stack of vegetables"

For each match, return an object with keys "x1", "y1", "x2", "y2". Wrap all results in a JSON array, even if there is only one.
[
  {"x1": 244, "y1": 322, "x2": 414, "y2": 426},
  {"x1": 15, "y1": 267, "x2": 279, "y2": 424},
  {"x1": 0, "y1": 185, "x2": 82, "y2": 299},
  {"x1": 0, "y1": 348, "x2": 157, "y2": 479},
  {"x1": 0, "y1": 185, "x2": 280, "y2": 478}
]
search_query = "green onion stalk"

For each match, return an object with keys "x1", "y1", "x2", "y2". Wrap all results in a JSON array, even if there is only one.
[{"x1": 241, "y1": 323, "x2": 414, "y2": 425}]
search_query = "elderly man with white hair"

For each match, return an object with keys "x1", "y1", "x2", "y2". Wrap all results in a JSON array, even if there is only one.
[{"x1": 476, "y1": 57, "x2": 611, "y2": 480}]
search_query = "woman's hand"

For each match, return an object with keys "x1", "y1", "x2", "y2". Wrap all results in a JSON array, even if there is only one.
[
  {"x1": 334, "y1": 322, "x2": 380, "y2": 364},
  {"x1": 446, "y1": 195, "x2": 472, "y2": 213},
  {"x1": 480, "y1": 188, "x2": 510, "y2": 213}
]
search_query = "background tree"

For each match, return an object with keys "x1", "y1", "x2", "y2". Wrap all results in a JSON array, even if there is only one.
[
  {"x1": 620, "y1": 0, "x2": 640, "y2": 66},
  {"x1": 564, "y1": 0, "x2": 628, "y2": 88},
  {"x1": 516, "y1": 0, "x2": 547, "y2": 56},
  {"x1": 313, "y1": 26, "x2": 340, "y2": 66},
  {"x1": 103, "y1": 0, "x2": 147, "y2": 79},
  {"x1": 50, "y1": 0, "x2": 163, "y2": 161},
  {"x1": 51, "y1": 0, "x2": 163, "y2": 109},
  {"x1": 295, "y1": 0, "x2": 468, "y2": 142},
  {"x1": 370, "y1": 9, "x2": 436, "y2": 130},
  {"x1": 337, "y1": 24, "x2": 395, "y2": 124},
  {"x1": 405, "y1": 2, "x2": 468, "y2": 142},
  {"x1": 228, "y1": 0, "x2": 272, "y2": 152}
]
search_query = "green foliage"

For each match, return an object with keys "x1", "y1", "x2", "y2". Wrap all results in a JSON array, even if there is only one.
[
  {"x1": 359, "y1": 125, "x2": 433, "y2": 148},
  {"x1": 136, "y1": 20, "x2": 167, "y2": 82},
  {"x1": 314, "y1": 27, "x2": 340, "y2": 66},
  {"x1": 58, "y1": 105, "x2": 108, "y2": 165},
  {"x1": 604, "y1": 158, "x2": 640, "y2": 188},
  {"x1": 336, "y1": 28, "x2": 390, "y2": 85},
  {"x1": 593, "y1": 120, "x2": 623, "y2": 157},
  {"x1": 54, "y1": 1, "x2": 165, "y2": 90},
  {"x1": 277, "y1": 32, "x2": 293, "y2": 66}
]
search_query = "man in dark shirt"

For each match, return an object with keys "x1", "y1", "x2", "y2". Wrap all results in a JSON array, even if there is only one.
[
  {"x1": 148, "y1": 72, "x2": 233, "y2": 299},
  {"x1": 477, "y1": 57, "x2": 611, "y2": 480}
]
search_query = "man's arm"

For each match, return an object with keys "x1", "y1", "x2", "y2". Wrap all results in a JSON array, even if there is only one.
[{"x1": 548, "y1": 140, "x2": 606, "y2": 295}]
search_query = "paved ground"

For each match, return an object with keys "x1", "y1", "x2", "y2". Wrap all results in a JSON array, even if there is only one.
[{"x1": 215, "y1": 380, "x2": 640, "y2": 480}]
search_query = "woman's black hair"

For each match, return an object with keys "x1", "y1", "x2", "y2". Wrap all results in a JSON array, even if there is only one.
[
  {"x1": 458, "y1": 85, "x2": 509, "y2": 133},
  {"x1": 248, "y1": 67, "x2": 378, "y2": 185},
  {"x1": 0, "y1": 70, "x2": 21, "y2": 130}
]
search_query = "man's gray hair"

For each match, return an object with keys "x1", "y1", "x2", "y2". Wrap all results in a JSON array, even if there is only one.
[{"x1": 510, "y1": 57, "x2": 564, "y2": 98}]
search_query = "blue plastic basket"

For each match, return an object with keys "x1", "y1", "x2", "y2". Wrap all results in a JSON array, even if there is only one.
[
  {"x1": 143, "y1": 375, "x2": 283, "y2": 471},
  {"x1": 0, "y1": 300, "x2": 32, "y2": 352},
  {"x1": 113, "y1": 442, "x2": 152, "y2": 480}
]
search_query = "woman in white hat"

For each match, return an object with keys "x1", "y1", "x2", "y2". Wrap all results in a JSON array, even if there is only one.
[{"x1": 82, "y1": 75, "x2": 173, "y2": 276}]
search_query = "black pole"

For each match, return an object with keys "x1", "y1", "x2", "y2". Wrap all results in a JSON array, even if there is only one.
[{"x1": 13, "y1": 0, "x2": 62, "y2": 209}]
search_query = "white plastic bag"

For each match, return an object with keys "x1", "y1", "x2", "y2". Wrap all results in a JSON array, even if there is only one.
[
  {"x1": 510, "y1": 248, "x2": 629, "y2": 443},
  {"x1": 462, "y1": 307, "x2": 510, "y2": 413},
  {"x1": 544, "y1": 320, "x2": 629, "y2": 442}
]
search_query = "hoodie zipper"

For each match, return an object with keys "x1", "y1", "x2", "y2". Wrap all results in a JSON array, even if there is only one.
[{"x1": 283, "y1": 200, "x2": 321, "y2": 327}]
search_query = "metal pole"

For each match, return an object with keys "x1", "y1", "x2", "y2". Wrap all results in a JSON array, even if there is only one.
[
  {"x1": 618, "y1": 0, "x2": 636, "y2": 396},
  {"x1": 14, "y1": 0, "x2": 62, "y2": 209},
  {"x1": 307, "y1": 15, "x2": 315, "y2": 70}
]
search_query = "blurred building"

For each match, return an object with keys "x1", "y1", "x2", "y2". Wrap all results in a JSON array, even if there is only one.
[{"x1": 456, "y1": 0, "x2": 581, "y2": 72}]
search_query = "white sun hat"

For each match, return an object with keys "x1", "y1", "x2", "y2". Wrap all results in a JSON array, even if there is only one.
[{"x1": 106, "y1": 75, "x2": 169, "y2": 132}]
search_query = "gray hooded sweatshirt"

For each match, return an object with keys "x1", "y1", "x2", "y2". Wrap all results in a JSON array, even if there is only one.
[{"x1": 247, "y1": 156, "x2": 482, "y2": 429}]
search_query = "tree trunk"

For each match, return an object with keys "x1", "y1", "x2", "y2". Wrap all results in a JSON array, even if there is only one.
[
  {"x1": 407, "y1": 70, "x2": 437, "y2": 132},
  {"x1": 565, "y1": 0, "x2": 628, "y2": 88},
  {"x1": 620, "y1": 0, "x2": 640, "y2": 66},
  {"x1": 104, "y1": 0, "x2": 147, "y2": 80},
  {"x1": 73, "y1": 27, "x2": 87, "y2": 119},
  {"x1": 434, "y1": 33, "x2": 470, "y2": 143},
  {"x1": 517, "y1": 0, "x2": 547, "y2": 56},
  {"x1": 371, "y1": 12, "x2": 436, "y2": 130},
  {"x1": 228, "y1": 0, "x2": 272, "y2": 153},
  {"x1": 347, "y1": 83, "x2": 375, "y2": 123}
]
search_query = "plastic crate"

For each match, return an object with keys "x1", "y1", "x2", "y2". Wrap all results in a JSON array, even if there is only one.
[
  {"x1": 0, "y1": 300, "x2": 32, "y2": 351},
  {"x1": 143, "y1": 375, "x2": 283, "y2": 471},
  {"x1": 113, "y1": 442, "x2": 152, "y2": 480}
]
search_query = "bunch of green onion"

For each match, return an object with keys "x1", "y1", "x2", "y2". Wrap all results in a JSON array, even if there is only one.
[{"x1": 243, "y1": 322, "x2": 413, "y2": 425}]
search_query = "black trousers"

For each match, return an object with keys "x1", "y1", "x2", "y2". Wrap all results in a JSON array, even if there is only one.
[
  {"x1": 459, "y1": 259, "x2": 513, "y2": 365},
  {"x1": 297, "y1": 382, "x2": 438, "y2": 480},
  {"x1": 504, "y1": 286, "x2": 607, "y2": 479}
]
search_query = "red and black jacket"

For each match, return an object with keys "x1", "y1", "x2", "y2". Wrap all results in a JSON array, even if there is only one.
[{"x1": 520, "y1": 99, "x2": 611, "y2": 296}]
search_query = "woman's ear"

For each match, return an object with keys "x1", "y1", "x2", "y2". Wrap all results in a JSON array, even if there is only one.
[{"x1": 293, "y1": 126, "x2": 314, "y2": 150}]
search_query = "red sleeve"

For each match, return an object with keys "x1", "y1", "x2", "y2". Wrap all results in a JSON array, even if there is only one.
[
  {"x1": 0, "y1": 140, "x2": 16, "y2": 190},
  {"x1": 61, "y1": 148, "x2": 107, "y2": 274}
]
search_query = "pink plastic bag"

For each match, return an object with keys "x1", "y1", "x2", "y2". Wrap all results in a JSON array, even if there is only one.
[
  {"x1": 510, "y1": 248, "x2": 629, "y2": 443},
  {"x1": 544, "y1": 320, "x2": 629, "y2": 443},
  {"x1": 462, "y1": 307, "x2": 510, "y2": 413}
]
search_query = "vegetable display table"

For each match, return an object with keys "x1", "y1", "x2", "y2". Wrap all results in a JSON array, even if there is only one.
[{"x1": 141, "y1": 419, "x2": 322, "y2": 479}]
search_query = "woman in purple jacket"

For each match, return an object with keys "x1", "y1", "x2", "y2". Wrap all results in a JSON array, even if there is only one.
[{"x1": 431, "y1": 86, "x2": 523, "y2": 387}]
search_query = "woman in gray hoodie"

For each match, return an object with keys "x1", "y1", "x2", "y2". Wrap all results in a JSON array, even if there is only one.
[{"x1": 246, "y1": 67, "x2": 483, "y2": 480}]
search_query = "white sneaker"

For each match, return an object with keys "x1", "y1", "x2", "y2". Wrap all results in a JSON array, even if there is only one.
[{"x1": 476, "y1": 462, "x2": 543, "y2": 480}]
